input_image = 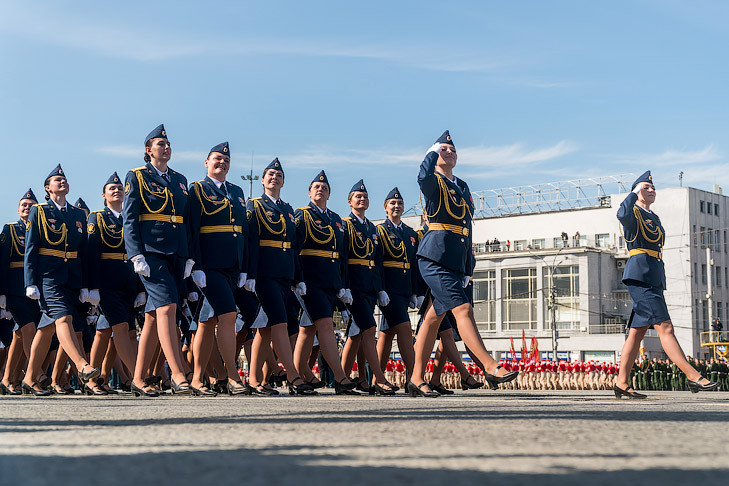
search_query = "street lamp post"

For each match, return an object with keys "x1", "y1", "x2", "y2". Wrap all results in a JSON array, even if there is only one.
[{"x1": 240, "y1": 152, "x2": 258, "y2": 199}]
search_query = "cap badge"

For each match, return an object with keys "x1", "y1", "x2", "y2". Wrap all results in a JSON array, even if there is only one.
[
  {"x1": 58, "y1": 169, "x2": 64, "y2": 175},
  {"x1": 223, "y1": 147, "x2": 228, "y2": 152},
  {"x1": 161, "y1": 130, "x2": 166, "y2": 136},
  {"x1": 446, "y1": 135, "x2": 451, "y2": 142}
]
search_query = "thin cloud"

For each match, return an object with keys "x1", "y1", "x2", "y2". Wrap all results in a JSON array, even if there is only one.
[
  {"x1": 94, "y1": 145, "x2": 204, "y2": 162},
  {"x1": 457, "y1": 140, "x2": 579, "y2": 167},
  {"x1": 607, "y1": 144, "x2": 721, "y2": 167}
]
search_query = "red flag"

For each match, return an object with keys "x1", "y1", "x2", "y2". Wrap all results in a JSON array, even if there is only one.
[
  {"x1": 530, "y1": 336, "x2": 539, "y2": 362},
  {"x1": 509, "y1": 337, "x2": 517, "y2": 360},
  {"x1": 521, "y1": 330, "x2": 528, "y2": 361}
]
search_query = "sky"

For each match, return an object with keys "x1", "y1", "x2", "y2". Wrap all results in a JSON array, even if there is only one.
[{"x1": 1, "y1": 1, "x2": 728, "y2": 221}]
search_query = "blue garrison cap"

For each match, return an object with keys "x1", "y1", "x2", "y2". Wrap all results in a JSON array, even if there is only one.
[
  {"x1": 209, "y1": 142, "x2": 230, "y2": 157},
  {"x1": 45, "y1": 164, "x2": 66, "y2": 184},
  {"x1": 21, "y1": 188, "x2": 37, "y2": 202},
  {"x1": 385, "y1": 187, "x2": 403, "y2": 202},
  {"x1": 435, "y1": 130, "x2": 455, "y2": 148},
  {"x1": 104, "y1": 172, "x2": 122, "y2": 189},
  {"x1": 75, "y1": 198, "x2": 89, "y2": 212},
  {"x1": 632, "y1": 171, "x2": 653, "y2": 191},
  {"x1": 145, "y1": 124, "x2": 168, "y2": 144},
  {"x1": 350, "y1": 179, "x2": 367, "y2": 194},
  {"x1": 265, "y1": 157, "x2": 284, "y2": 175},
  {"x1": 312, "y1": 170, "x2": 329, "y2": 186}
]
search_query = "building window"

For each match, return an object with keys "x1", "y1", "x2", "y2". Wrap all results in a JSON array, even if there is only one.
[
  {"x1": 694, "y1": 263, "x2": 698, "y2": 284},
  {"x1": 543, "y1": 265, "x2": 580, "y2": 331},
  {"x1": 702, "y1": 264, "x2": 707, "y2": 284},
  {"x1": 502, "y1": 268, "x2": 537, "y2": 330},
  {"x1": 700, "y1": 227, "x2": 706, "y2": 249},
  {"x1": 595, "y1": 234, "x2": 610, "y2": 247},
  {"x1": 724, "y1": 230, "x2": 727, "y2": 253},
  {"x1": 702, "y1": 300, "x2": 708, "y2": 331},
  {"x1": 715, "y1": 203, "x2": 720, "y2": 216},
  {"x1": 514, "y1": 240, "x2": 527, "y2": 251},
  {"x1": 700, "y1": 200, "x2": 705, "y2": 213},
  {"x1": 694, "y1": 299, "x2": 699, "y2": 335},
  {"x1": 717, "y1": 267, "x2": 722, "y2": 287},
  {"x1": 473, "y1": 270, "x2": 496, "y2": 331},
  {"x1": 716, "y1": 230, "x2": 720, "y2": 251},
  {"x1": 553, "y1": 237, "x2": 566, "y2": 249},
  {"x1": 717, "y1": 302, "x2": 723, "y2": 328},
  {"x1": 532, "y1": 238, "x2": 545, "y2": 249},
  {"x1": 618, "y1": 236, "x2": 625, "y2": 249},
  {"x1": 693, "y1": 225, "x2": 697, "y2": 248}
]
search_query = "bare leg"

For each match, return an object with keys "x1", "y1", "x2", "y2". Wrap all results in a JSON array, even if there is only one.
[
  {"x1": 654, "y1": 321, "x2": 706, "y2": 383},
  {"x1": 19, "y1": 323, "x2": 36, "y2": 360},
  {"x1": 2, "y1": 330, "x2": 24, "y2": 386},
  {"x1": 51, "y1": 346, "x2": 69, "y2": 387},
  {"x1": 341, "y1": 335, "x2": 361, "y2": 377},
  {"x1": 270, "y1": 323, "x2": 301, "y2": 382},
  {"x1": 294, "y1": 325, "x2": 316, "y2": 381},
  {"x1": 450, "y1": 304, "x2": 500, "y2": 374},
  {"x1": 154, "y1": 304, "x2": 187, "y2": 385},
  {"x1": 412, "y1": 303, "x2": 446, "y2": 390},
  {"x1": 111, "y1": 323, "x2": 137, "y2": 374},
  {"x1": 361, "y1": 328, "x2": 391, "y2": 386},
  {"x1": 191, "y1": 319, "x2": 215, "y2": 389},
  {"x1": 249, "y1": 328, "x2": 271, "y2": 387},
  {"x1": 394, "y1": 322, "x2": 415, "y2": 374},
  {"x1": 431, "y1": 340, "x2": 446, "y2": 385},
  {"x1": 132, "y1": 313, "x2": 159, "y2": 390},
  {"x1": 376, "y1": 329, "x2": 394, "y2": 373},
  {"x1": 616, "y1": 326, "x2": 648, "y2": 389},
  {"x1": 54, "y1": 316, "x2": 90, "y2": 371},
  {"x1": 215, "y1": 313, "x2": 241, "y2": 385},
  {"x1": 87, "y1": 328, "x2": 112, "y2": 388}
]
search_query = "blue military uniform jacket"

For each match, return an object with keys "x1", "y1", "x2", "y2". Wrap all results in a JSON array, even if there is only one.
[
  {"x1": 617, "y1": 192, "x2": 666, "y2": 289},
  {"x1": 24, "y1": 202, "x2": 88, "y2": 290},
  {"x1": 295, "y1": 202, "x2": 348, "y2": 291},
  {"x1": 122, "y1": 162, "x2": 192, "y2": 259},
  {"x1": 246, "y1": 194, "x2": 301, "y2": 282},
  {"x1": 343, "y1": 213, "x2": 383, "y2": 294},
  {"x1": 0, "y1": 220, "x2": 30, "y2": 296},
  {"x1": 416, "y1": 151, "x2": 475, "y2": 276},
  {"x1": 188, "y1": 177, "x2": 248, "y2": 272},
  {"x1": 376, "y1": 218, "x2": 420, "y2": 298},
  {"x1": 87, "y1": 208, "x2": 141, "y2": 293}
]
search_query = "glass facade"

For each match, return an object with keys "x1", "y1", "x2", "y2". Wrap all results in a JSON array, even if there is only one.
[
  {"x1": 473, "y1": 270, "x2": 496, "y2": 331},
  {"x1": 543, "y1": 265, "x2": 580, "y2": 330},
  {"x1": 502, "y1": 268, "x2": 537, "y2": 330}
]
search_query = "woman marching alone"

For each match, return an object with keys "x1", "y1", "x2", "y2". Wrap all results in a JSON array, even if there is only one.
[
  {"x1": 85, "y1": 172, "x2": 146, "y2": 395},
  {"x1": 244, "y1": 158, "x2": 314, "y2": 396},
  {"x1": 410, "y1": 131, "x2": 518, "y2": 397},
  {"x1": 188, "y1": 142, "x2": 251, "y2": 396},
  {"x1": 22, "y1": 165, "x2": 101, "y2": 396},
  {"x1": 123, "y1": 124, "x2": 195, "y2": 396},
  {"x1": 292, "y1": 170, "x2": 357, "y2": 394},
  {"x1": 0, "y1": 189, "x2": 42, "y2": 395},
  {"x1": 614, "y1": 171, "x2": 719, "y2": 398}
]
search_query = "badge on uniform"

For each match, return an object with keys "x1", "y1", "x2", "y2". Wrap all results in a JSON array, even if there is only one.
[
  {"x1": 76, "y1": 220, "x2": 83, "y2": 233},
  {"x1": 239, "y1": 197, "x2": 244, "y2": 205},
  {"x1": 210, "y1": 195, "x2": 218, "y2": 201},
  {"x1": 410, "y1": 236, "x2": 416, "y2": 245},
  {"x1": 266, "y1": 210, "x2": 274, "y2": 218},
  {"x1": 179, "y1": 182, "x2": 188, "y2": 194},
  {"x1": 288, "y1": 213, "x2": 295, "y2": 222},
  {"x1": 336, "y1": 222, "x2": 343, "y2": 232},
  {"x1": 88, "y1": 222, "x2": 96, "y2": 234},
  {"x1": 372, "y1": 233, "x2": 378, "y2": 242}
]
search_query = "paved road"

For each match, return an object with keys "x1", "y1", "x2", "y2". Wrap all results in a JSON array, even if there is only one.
[{"x1": 1, "y1": 390, "x2": 727, "y2": 485}]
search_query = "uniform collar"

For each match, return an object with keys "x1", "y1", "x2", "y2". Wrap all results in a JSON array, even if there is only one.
[
  {"x1": 107, "y1": 206, "x2": 122, "y2": 219},
  {"x1": 207, "y1": 175, "x2": 225, "y2": 189},
  {"x1": 49, "y1": 199, "x2": 68, "y2": 212},
  {"x1": 350, "y1": 212, "x2": 367, "y2": 225},
  {"x1": 263, "y1": 193, "x2": 279, "y2": 205},
  {"x1": 148, "y1": 162, "x2": 169, "y2": 179}
]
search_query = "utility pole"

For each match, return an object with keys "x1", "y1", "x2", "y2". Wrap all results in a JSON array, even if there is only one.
[
  {"x1": 707, "y1": 247, "x2": 714, "y2": 341},
  {"x1": 550, "y1": 270, "x2": 558, "y2": 361},
  {"x1": 240, "y1": 151, "x2": 258, "y2": 199}
]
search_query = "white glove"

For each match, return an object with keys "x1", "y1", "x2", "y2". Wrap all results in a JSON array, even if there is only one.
[
  {"x1": 294, "y1": 282, "x2": 307, "y2": 296},
  {"x1": 79, "y1": 288, "x2": 90, "y2": 303},
  {"x1": 416, "y1": 295, "x2": 425, "y2": 308},
  {"x1": 426, "y1": 142, "x2": 442, "y2": 156},
  {"x1": 244, "y1": 279, "x2": 256, "y2": 292},
  {"x1": 462, "y1": 276, "x2": 471, "y2": 288},
  {"x1": 377, "y1": 290, "x2": 390, "y2": 307},
  {"x1": 133, "y1": 292, "x2": 147, "y2": 308},
  {"x1": 26, "y1": 286, "x2": 40, "y2": 300},
  {"x1": 0, "y1": 295, "x2": 6, "y2": 309},
  {"x1": 237, "y1": 273, "x2": 247, "y2": 288},
  {"x1": 339, "y1": 288, "x2": 353, "y2": 305},
  {"x1": 341, "y1": 310, "x2": 351, "y2": 323},
  {"x1": 192, "y1": 270, "x2": 207, "y2": 288},
  {"x1": 184, "y1": 259, "x2": 195, "y2": 279},
  {"x1": 187, "y1": 291, "x2": 199, "y2": 303},
  {"x1": 86, "y1": 315, "x2": 99, "y2": 326},
  {"x1": 87, "y1": 289, "x2": 101, "y2": 306},
  {"x1": 3, "y1": 310, "x2": 11, "y2": 321},
  {"x1": 633, "y1": 183, "x2": 643, "y2": 194},
  {"x1": 408, "y1": 295, "x2": 418, "y2": 309},
  {"x1": 131, "y1": 254, "x2": 151, "y2": 278}
]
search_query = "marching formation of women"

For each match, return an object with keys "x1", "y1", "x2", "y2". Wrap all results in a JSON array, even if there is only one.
[{"x1": 0, "y1": 126, "x2": 719, "y2": 399}]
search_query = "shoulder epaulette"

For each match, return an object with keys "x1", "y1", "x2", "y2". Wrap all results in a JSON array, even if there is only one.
[
  {"x1": 131, "y1": 166, "x2": 146, "y2": 172},
  {"x1": 298, "y1": 206, "x2": 311, "y2": 211},
  {"x1": 252, "y1": 197, "x2": 262, "y2": 201},
  {"x1": 36, "y1": 202, "x2": 47, "y2": 207}
]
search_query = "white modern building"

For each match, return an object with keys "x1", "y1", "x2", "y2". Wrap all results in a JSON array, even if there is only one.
[{"x1": 393, "y1": 175, "x2": 727, "y2": 362}]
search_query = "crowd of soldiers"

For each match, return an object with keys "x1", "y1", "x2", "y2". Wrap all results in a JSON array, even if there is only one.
[{"x1": 630, "y1": 357, "x2": 729, "y2": 392}]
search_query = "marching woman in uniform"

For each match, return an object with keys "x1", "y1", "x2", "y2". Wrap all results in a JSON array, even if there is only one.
[
  {"x1": 375, "y1": 187, "x2": 421, "y2": 384},
  {"x1": 123, "y1": 124, "x2": 195, "y2": 396},
  {"x1": 410, "y1": 131, "x2": 517, "y2": 397},
  {"x1": 340, "y1": 180, "x2": 396, "y2": 395},
  {"x1": 0, "y1": 189, "x2": 42, "y2": 395},
  {"x1": 614, "y1": 171, "x2": 719, "y2": 398},
  {"x1": 245, "y1": 158, "x2": 314, "y2": 396},
  {"x1": 85, "y1": 172, "x2": 146, "y2": 395},
  {"x1": 22, "y1": 165, "x2": 101, "y2": 396},
  {"x1": 188, "y1": 142, "x2": 251, "y2": 396},
  {"x1": 292, "y1": 170, "x2": 357, "y2": 394}
]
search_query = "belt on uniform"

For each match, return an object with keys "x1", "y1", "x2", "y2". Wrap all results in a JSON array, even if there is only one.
[
  {"x1": 382, "y1": 261, "x2": 410, "y2": 269},
  {"x1": 9, "y1": 261, "x2": 24, "y2": 268},
  {"x1": 629, "y1": 248, "x2": 661, "y2": 260},
  {"x1": 259, "y1": 240, "x2": 291, "y2": 249},
  {"x1": 139, "y1": 214, "x2": 184, "y2": 224},
  {"x1": 39, "y1": 248, "x2": 78, "y2": 259},
  {"x1": 200, "y1": 225, "x2": 243, "y2": 234},
  {"x1": 428, "y1": 222, "x2": 469, "y2": 237},
  {"x1": 300, "y1": 249, "x2": 339, "y2": 259},
  {"x1": 101, "y1": 252, "x2": 128, "y2": 262},
  {"x1": 348, "y1": 258, "x2": 375, "y2": 267}
]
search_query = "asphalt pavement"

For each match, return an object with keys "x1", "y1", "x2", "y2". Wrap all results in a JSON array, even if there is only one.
[{"x1": 1, "y1": 389, "x2": 728, "y2": 485}]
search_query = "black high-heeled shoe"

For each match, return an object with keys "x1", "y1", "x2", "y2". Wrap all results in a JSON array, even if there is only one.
[
  {"x1": 51, "y1": 384, "x2": 73, "y2": 395},
  {"x1": 334, "y1": 378, "x2": 358, "y2": 395},
  {"x1": 38, "y1": 375, "x2": 52, "y2": 390},
  {"x1": 131, "y1": 382, "x2": 160, "y2": 398},
  {"x1": 83, "y1": 383, "x2": 108, "y2": 396},
  {"x1": 119, "y1": 381, "x2": 132, "y2": 393},
  {"x1": 191, "y1": 385, "x2": 217, "y2": 397},
  {"x1": 213, "y1": 379, "x2": 228, "y2": 395},
  {"x1": 372, "y1": 383, "x2": 396, "y2": 396},
  {"x1": 8, "y1": 383, "x2": 23, "y2": 395},
  {"x1": 252, "y1": 384, "x2": 279, "y2": 396},
  {"x1": 355, "y1": 379, "x2": 371, "y2": 394},
  {"x1": 0, "y1": 383, "x2": 10, "y2": 395},
  {"x1": 407, "y1": 381, "x2": 440, "y2": 398},
  {"x1": 288, "y1": 377, "x2": 317, "y2": 396},
  {"x1": 613, "y1": 384, "x2": 647, "y2": 399},
  {"x1": 307, "y1": 379, "x2": 326, "y2": 389},
  {"x1": 271, "y1": 372, "x2": 286, "y2": 388},
  {"x1": 461, "y1": 377, "x2": 484, "y2": 390},
  {"x1": 687, "y1": 377, "x2": 720, "y2": 393},
  {"x1": 227, "y1": 381, "x2": 253, "y2": 396},
  {"x1": 171, "y1": 379, "x2": 192, "y2": 395},
  {"x1": 78, "y1": 365, "x2": 101, "y2": 384},
  {"x1": 429, "y1": 382, "x2": 454, "y2": 395},
  {"x1": 484, "y1": 366, "x2": 519, "y2": 387},
  {"x1": 21, "y1": 381, "x2": 51, "y2": 397}
]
